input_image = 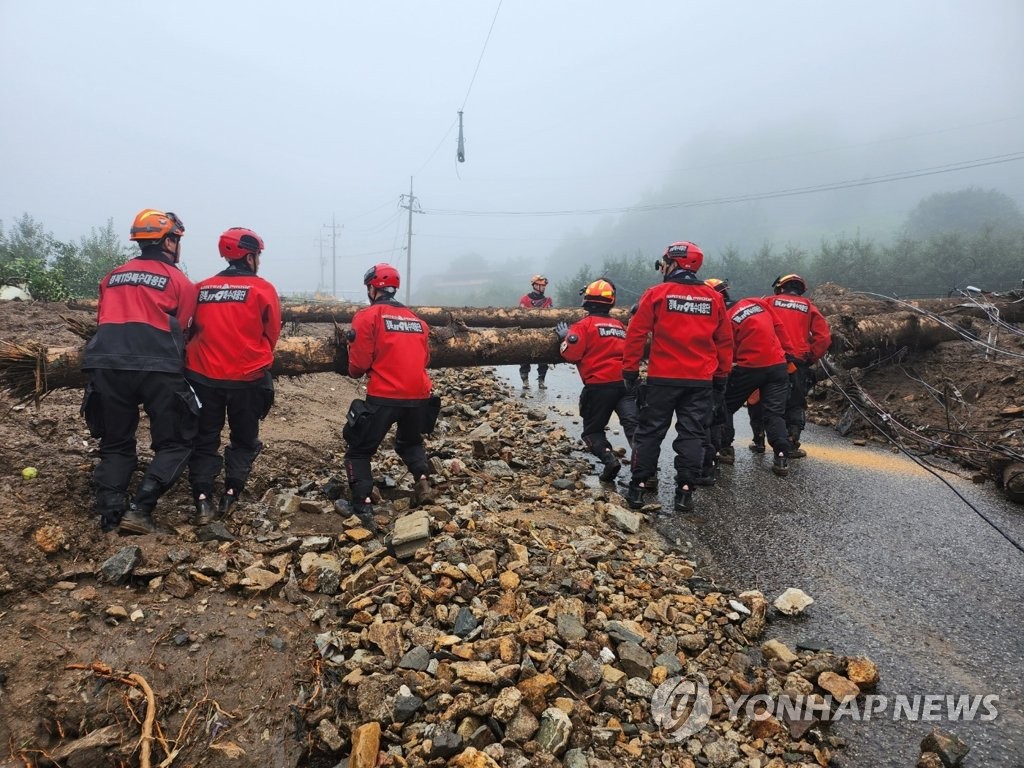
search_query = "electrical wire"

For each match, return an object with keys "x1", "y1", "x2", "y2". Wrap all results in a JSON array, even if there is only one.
[
  {"x1": 820, "y1": 357, "x2": 1024, "y2": 555},
  {"x1": 420, "y1": 151, "x2": 1024, "y2": 217},
  {"x1": 460, "y1": 0, "x2": 502, "y2": 112}
]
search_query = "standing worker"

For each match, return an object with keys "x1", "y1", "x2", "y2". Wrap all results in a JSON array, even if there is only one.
[
  {"x1": 185, "y1": 228, "x2": 281, "y2": 525},
  {"x1": 622, "y1": 242, "x2": 732, "y2": 513},
  {"x1": 706, "y1": 278, "x2": 796, "y2": 476},
  {"x1": 81, "y1": 209, "x2": 198, "y2": 535},
  {"x1": 767, "y1": 274, "x2": 832, "y2": 457},
  {"x1": 518, "y1": 274, "x2": 553, "y2": 388},
  {"x1": 556, "y1": 278, "x2": 639, "y2": 483},
  {"x1": 342, "y1": 263, "x2": 437, "y2": 532}
]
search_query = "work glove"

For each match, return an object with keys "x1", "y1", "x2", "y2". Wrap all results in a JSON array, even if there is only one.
[
  {"x1": 623, "y1": 371, "x2": 640, "y2": 396},
  {"x1": 555, "y1": 321, "x2": 569, "y2": 341}
]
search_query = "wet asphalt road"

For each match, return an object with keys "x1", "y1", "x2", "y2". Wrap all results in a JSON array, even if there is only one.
[{"x1": 500, "y1": 365, "x2": 1024, "y2": 768}]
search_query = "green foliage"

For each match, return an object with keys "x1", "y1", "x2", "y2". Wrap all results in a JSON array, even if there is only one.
[
  {"x1": 902, "y1": 188, "x2": 1024, "y2": 240},
  {"x1": 0, "y1": 214, "x2": 132, "y2": 300}
]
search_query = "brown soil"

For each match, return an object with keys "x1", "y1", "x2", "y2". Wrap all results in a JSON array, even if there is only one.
[{"x1": 0, "y1": 299, "x2": 1019, "y2": 767}]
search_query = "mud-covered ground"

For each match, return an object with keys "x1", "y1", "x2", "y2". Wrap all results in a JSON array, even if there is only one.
[{"x1": 0, "y1": 299, "x2": 1020, "y2": 767}]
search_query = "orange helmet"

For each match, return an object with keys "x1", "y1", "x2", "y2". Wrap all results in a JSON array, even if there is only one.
[
  {"x1": 773, "y1": 273, "x2": 807, "y2": 295},
  {"x1": 130, "y1": 209, "x2": 184, "y2": 242},
  {"x1": 704, "y1": 278, "x2": 729, "y2": 293},
  {"x1": 530, "y1": 274, "x2": 548, "y2": 287},
  {"x1": 580, "y1": 278, "x2": 616, "y2": 307}
]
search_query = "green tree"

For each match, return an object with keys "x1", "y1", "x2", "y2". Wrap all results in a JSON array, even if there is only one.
[{"x1": 902, "y1": 187, "x2": 1024, "y2": 240}]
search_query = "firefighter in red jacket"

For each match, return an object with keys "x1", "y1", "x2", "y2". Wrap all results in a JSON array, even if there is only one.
[
  {"x1": 622, "y1": 242, "x2": 733, "y2": 513},
  {"x1": 343, "y1": 263, "x2": 436, "y2": 531},
  {"x1": 557, "y1": 278, "x2": 639, "y2": 483},
  {"x1": 81, "y1": 209, "x2": 198, "y2": 534},
  {"x1": 706, "y1": 278, "x2": 796, "y2": 476},
  {"x1": 518, "y1": 274, "x2": 554, "y2": 388},
  {"x1": 185, "y1": 228, "x2": 281, "y2": 525},
  {"x1": 767, "y1": 274, "x2": 832, "y2": 457}
]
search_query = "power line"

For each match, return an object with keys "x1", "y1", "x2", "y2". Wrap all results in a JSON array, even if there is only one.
[
  {"x1": 420, "y1": 151, "x2": 1024, "y2": 218},
  {"x1": 460, "y1": 0, "x2": 502, "y2": 112}
]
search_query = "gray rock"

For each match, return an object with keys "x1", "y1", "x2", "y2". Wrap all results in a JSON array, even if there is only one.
[
  {"x1": 567, "y1": 652, "x2": 602, "y2": 691},
  {"x1": 506, "y1": 706, "x2": 540, "y2": 743},
  {"x1": 552, "y1": 479, "x2": 574, "y2": 490},
  {"x1": 427, "y1": 729, "x2": 463, "y2": 760},
  {"x1": 536, "y1": 707, "x2": 572, "y2": 756},
  {"x1": 617, "y1": 641, "x2": 654, "y2": 680},
  {"x1": 98, "y1": 546, "x2": 142, "y2": 584},
  {"x1": 556, "y1": 612, "x2": 587, "y2": 644},
  {"x1": 564, "y1": 748, "x2": 589, "y2": 768},
  {"x1": 607, "y1": 508, "x2": 641, "y2": 534},
  {"x1": 606, "y1": 621, "x2": 645, "y2": 644},
  {"x1": 398, "y1": 645, "x2": 430, "y2": 671},
  {"x1": 196, "y1": 521, "x2": 236, "y2": 542},
  {"x1": 393, "y1": 695, "x2": 423, "y2": 723},
  {"x1": 654, "y1": 652, "x2": 682, "y2": 675},
  {"x1": 703, "y1": 738, "x2": 741, "y2": 767},
  {"x1": 920, "y1": 728, "x2": 970, "y2": 767},
  {"x1": 453, "y1": 606, "x2": 479, "y2": 637},
  {"x1": 625, "y1": 677, "x2": 655, "y2": 699}
]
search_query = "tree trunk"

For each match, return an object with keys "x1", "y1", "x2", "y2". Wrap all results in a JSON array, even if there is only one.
[
  {"x1": 68, "y1": 300, "x2": 629, "y2": 329},
  {"x1": 0, "y1": 327, "x2": 564, "y2": 399}
]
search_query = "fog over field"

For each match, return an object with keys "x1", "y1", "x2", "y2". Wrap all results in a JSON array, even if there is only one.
[{"x1": 1, "y1": 1, "x2": 1021, "y2": 299}]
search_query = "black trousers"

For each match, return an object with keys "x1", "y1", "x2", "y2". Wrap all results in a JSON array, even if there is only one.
[
  {"x1": 705, "y1": 386, "x2": 727, "y2": 467},
  {"x1": 785, "y1": 363, "x2": 813, "y2": 439},
  {"x1": 519, "y1": 363, "x2": 549, "y2": 379},
  {"x1": 188, "y1": 379, "x2": 273, "y2": 498},
  {"x1": 82, "y1": 369, "x2": 199, "y2": 500},
  {"x1": 723, "y1": 364, "x2": 792, "y2": 454},
  {"x1": 579, "y1": 382, "x2": 639, "y2": 458},
  {"x1": 343, "y1": 402, "x2": 430, "y2": 503},
  {"x1": 630, "y1": 383, "x2": 712, "y2": 489}
]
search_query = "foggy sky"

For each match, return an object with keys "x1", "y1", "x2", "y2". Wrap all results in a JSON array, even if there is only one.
[{"x1": 1, "y1": 1, "x2": 1022, "y2": 299}]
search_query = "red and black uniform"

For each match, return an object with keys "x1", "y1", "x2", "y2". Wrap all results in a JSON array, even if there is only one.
[
  {"x1": 623, "y1": 272, "x2": 733, "y2": 490},
  {"x1": 343, "y1": 298, "x2": 433, "y2": 504},
  {"x1": 518, "y1": 291, "x2": 553, "y2": 381},
  {"x1": 185, "y1": 264, "x2": 281, "y2": 501},
  {"x1": 81, "y1": 250, "x2": 199, "y2": 519},
  {"x1": 560, "y1": 311, "x2": 638, "y2": 466},
  {"x1": 721, "y1": 298, "x2": 794, "y2": 456},
  {"x1": 767, "y1": 293, "x2": 832, "y2": 441}
]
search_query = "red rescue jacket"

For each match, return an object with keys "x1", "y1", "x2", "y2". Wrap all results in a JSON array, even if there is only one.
[
  {"x1": 185, "y1": 265, "x2": 281, "y2": 384},
  {"x1": 560, "y1": 312, "x2": 627, "y2": 385},
  {"x1": 728, "y1": 297, "x2": 794, "y2": 368},
  {"x1": 623, "y1": 272, "x2": 733, "y2": 385},
  {"x1": 348, "y1": 298, "x2": 432, "y2": 404},
  {"x1": 83, "y1": 252, "x2": 197, "y2": 373},
  {"x1": 766, "y1": 294, "x2": 832, "y2": 362},
  {"x1": 519, "y1": 291, "x2": 553, "y2": 309}
]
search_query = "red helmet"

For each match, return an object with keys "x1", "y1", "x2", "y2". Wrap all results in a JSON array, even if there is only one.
[
  {"x1": 773, "y1": 273, "x2": 807, "y2": 295},
  {"x1": 580, "y1": 278, "x2": 616, "y2": 306},
  {"x1": 363, "y1": 263, "x2": 400, "y2": 289},
  {"x1": 662, "y1": 241, "x2": 704, "y2": 272},
  {"x1": 219, "y1": 227, "x2": 264, "y2": 260}
]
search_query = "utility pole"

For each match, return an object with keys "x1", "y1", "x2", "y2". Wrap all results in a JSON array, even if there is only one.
[
  {"x1": 399, "y1": 177, "x2": 420, "y2": 304},
  {"x1": 321, "y1": 216, "x2": 341, "y2": 299}
]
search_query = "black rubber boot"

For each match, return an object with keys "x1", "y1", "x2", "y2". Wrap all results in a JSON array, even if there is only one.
[
  {"x1": 695, "y1": 463, "x2": 717, "y2": 487},
  {"x1": 717, "y1": 446, "x2": 735, "y2": 465},
  {"x1": 412, "y1": 475, "x2": 435, "y2": 506},
  {"x1": 673, "y1": 486, "x2": 694, "y2": 512},
  {"x1": 218, "y1": 490, "x2": 239, "y2": 518},
  {"x1": 772, "y1": 452, "x2": 789, "y2": 477},
  {"x1": 520, "y1": 376, "x2": 530, "y2": 389},
  {"x1": 748, "y1": 433, "x2": 766, "y2": 453},
  {"x1": 193, "y1": 497, "x2": 217, "y2": 526},
  {"x1": 625, "y1": 481, "x2": 647, "y2": 509},
  {"x1": 352, "y1": 499, "x2": 379, "y2": 533},
  {"x1": 119, "y1": 478, "x2": 161, "y2": 536},
  {"x1": 537, "y1": 378, "x2": 547, "y2": 390},
  {"x1": 787, "y1": 432, "x2": 806, "y2": 458},
  {"x1": 97, "y1": 492, "x2": 127, "y2": 533},
  {"x1": 599, "y1": 453, "x2": 621, "y2": 483}
]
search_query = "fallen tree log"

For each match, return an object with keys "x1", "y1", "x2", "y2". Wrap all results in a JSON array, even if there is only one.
[
  {"x1": 68, "y1": 299, "x2": 630, "y2": 329},
  {"x1": 0, "y1": 327, "x2": 565, "y2": 400}
]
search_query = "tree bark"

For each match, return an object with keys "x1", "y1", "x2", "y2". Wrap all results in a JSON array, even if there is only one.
[{"x1": 1, "y1": 327, "x2": 564, "y2": 398}]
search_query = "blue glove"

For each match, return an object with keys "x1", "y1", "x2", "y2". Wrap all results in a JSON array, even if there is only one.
[{"x1": 555, "y1": 321, "x2": 569, "y2": 341}]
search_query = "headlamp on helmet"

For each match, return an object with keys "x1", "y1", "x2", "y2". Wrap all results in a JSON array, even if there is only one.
[{"x1": 579, "y1": 277, "x2": 616, "y2": 307}]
